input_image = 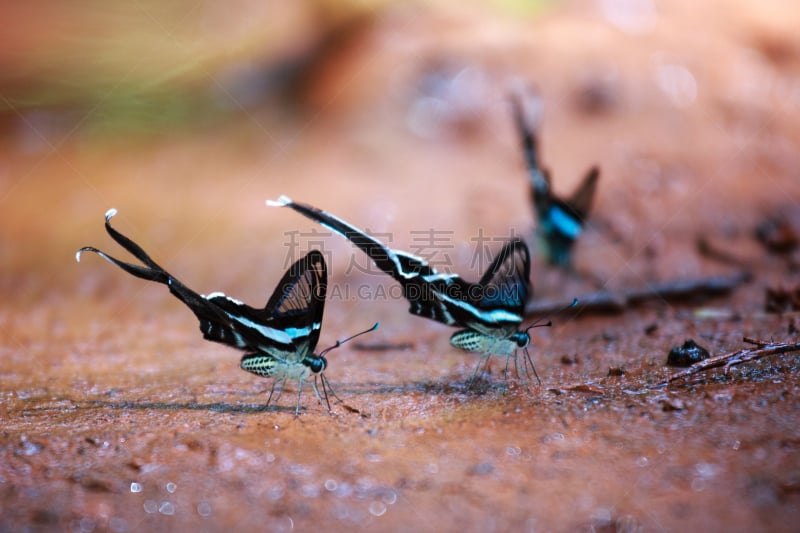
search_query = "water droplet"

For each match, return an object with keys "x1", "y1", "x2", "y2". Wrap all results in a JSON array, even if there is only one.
[
  {"x1": 130, "y1": 482, "x2": 142, "y2": 493},
  {"x1": 143, "y1": 500, "x2": 158, "y2": 513},
  {"x1": 591, "y1": 507, "x2": 613, "y2": 526},
  {"x1": 158, "y1": 501, "x2": 175, "y2": 515},
  {"x1": 369, "y1": 501, "x2": 387, "y2": 517},
  {"x1": 694, "y1": 462, "x2": 716, "y2": 479},
  {"x1": 732, "y1": 440, "x2": 741, "y2": 450},
  {"x1": 599, "y1": 0, "x2": 657, "y2": 34},
  {"x1": 79, "y1": 517, "x2": 96, "y2": 532},
  {"x1": 197, "y1": 502, "x2": 212, "y2": 517},
  {"x1": 381, "y1": 489, "x2": 398, "y2": 505},
  {"x1": 268, "y1": 486, "x2": 285, "y2": 500},
  {"x1": 266, "y1": 453, "x2": 276, "y2": 463},
  {"x1": 654, "y1": 62, "x2": 697, "y2": 108},
  {"x1": 334, "y1": 482, "x2": 353, "y2": 498},
  {"x1": 109, "y1": 517, "x2": 128, "y2": 532},
  {"x1": 324, "y1": 479, "x2": 338, "y2": 492},
  {"x1": 300, "y1": 484, "x2": 320, "y2": 498},
  {"x1": 21, "y1": 440, "x2": 42, "y2": 456},
  {"x1": 636, "y1": 457, "x2": 648, "y2": 467},
  {"x1": 166, "y1": 482, "x2": 177, "y2": 493},
  {"x1": 506, "y1": 446, "x2": 522, "y2": 456}
]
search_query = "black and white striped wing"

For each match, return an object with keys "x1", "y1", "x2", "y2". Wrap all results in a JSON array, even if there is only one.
[
  {"x1": 204, "y1": 250, "x2": 326, "y2": 362},
  {"x1": 462, "y1": 238, "x2": 530, "y2": 335},
  {"x1": 270, "y1": 196, "x2": 439, "y2": 281},
  {"x1": 264, "y1": 249, "x2": 327, "y2": 358},
  {"x1": 270, "y1": 196, "x2": 467, "y2": 326}
]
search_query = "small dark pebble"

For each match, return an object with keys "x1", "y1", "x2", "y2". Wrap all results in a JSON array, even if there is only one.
[
  {"x1": 667, "y1": 339, "x2": 711, "y2": 367},
  {"x1": 755, "y1": 215, "x2": 798, "y2": 254},
  {"x1": 644, "y1": 323, "x2": 659, "y2": 335},
  {"x1": 661, "y1": 398, "x2": 686, "y2": 411},
  {"x1": 765, "y1": 286, "x2": 800, "y2": 313},
  {"x1": 560, "y1": 354, "x2": 579, "y2": 365},
  {"x1": 607, "y1": 367, "x2": 626, "y2": 377},
  {"x1": 32, "y1": 509, "x2": 59, "y2": 525},
  {"x1": 602, "y1": 330, "x2": 618, "y2": 342}
]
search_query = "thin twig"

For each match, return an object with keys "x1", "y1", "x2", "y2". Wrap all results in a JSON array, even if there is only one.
[
  {"x1": 526, "y1": 271, "x2": 750, "y2": 317},
  {"x1": 656, "y1": 337, "x2": 800, "y2": 386}
]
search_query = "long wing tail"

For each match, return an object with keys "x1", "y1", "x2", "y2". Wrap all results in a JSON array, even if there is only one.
[
  {"x1": 268, "y1": 196, "x2": 437, "y2": 282},
  {"x1": 77, "y1": 210, "x2": 256, "y2": 349},
  {"x1": 510, "y1": 93, "x2": 549, "y2": 197}
]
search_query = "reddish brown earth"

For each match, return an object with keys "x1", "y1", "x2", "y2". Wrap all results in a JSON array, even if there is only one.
[{"x1": 2, "y1": 1, "x2": 800, "y2": 531}]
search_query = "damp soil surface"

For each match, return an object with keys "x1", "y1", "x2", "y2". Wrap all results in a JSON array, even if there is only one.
[{"x1": 2, "y1": 1, "x2": 800, "y2": 531}]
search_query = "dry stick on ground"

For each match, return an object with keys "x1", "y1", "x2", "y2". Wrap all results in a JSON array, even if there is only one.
[
  {"x1": 656, "y1": 337, "x2": 800, "y2": 387},
  {"x1": 525, "y1": 271, "x2": 751, "y2": 316}
]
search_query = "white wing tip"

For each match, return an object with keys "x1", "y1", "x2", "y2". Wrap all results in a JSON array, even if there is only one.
[
  {"x1": 104, "y1": 208, "x2": 118, "y2": 220},
  {"x1": 75, "y1": 250, "x2": 84, "y2": 263},
  {"x1": 266, "y1": 195, "x2": 291, "y2": 207}
]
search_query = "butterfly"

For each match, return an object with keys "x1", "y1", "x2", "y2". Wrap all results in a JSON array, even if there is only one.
[
  {"x1": 268, "y1": 197, "x2": 557, "y2": 386},
  {"x1": 76, "y1": 209, "x2": 377, "y2": 416},
  {"x1": 510, "y1": 93, "x2": 599, "y2": 268}
]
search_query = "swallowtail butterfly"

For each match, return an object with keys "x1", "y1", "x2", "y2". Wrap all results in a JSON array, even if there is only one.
[
  {"x1": 268, "y1": 197, "x2": 556, "y2": 386},
  {"x1": 77, "y1": 209, "x2": 377, "y2": 415},
  {"x1": 510, "y1": 93, "x2": 599, "y2": 268}
]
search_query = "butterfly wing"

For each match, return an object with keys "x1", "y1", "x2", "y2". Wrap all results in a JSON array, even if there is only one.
[
  {"x1": 273, "y1": 197, "x2": 469, "y2": 326},
  {"x1": 567, "y1": 166, "x2": 599, "y2": 220},
  {"x1": 272, "y1": 197, "x2": 439, "y2": 282},
  {"x1": 465, "y1": 238, "x2": 530, "y2": 334},
  {"x1": 261, "y1": 250, "x2": 327, "y2": 358},
  {"x1": 511, "y1": 93, "x2": 550, "y2": 199}
]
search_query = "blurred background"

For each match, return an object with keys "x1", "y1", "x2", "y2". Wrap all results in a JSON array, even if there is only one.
[
  {"x1": 2, "y1": 0, "x2": 798, "y2": 285},
  {"x1": 2, "y1": 1, "x2": 800, "y2": 531},
  {"x1": 2, "y1": 0, "x2": 800, "y2": 376}
]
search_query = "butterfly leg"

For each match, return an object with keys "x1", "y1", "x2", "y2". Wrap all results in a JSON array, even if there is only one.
[
  {"x1": 466, "y1": 354, "x2": 492, "y2": 390},
  {"x1": 294, "y1": 379, "x2": 304, "y2": 418},
  {"x1": 320, "y1": 373, "x2": 344, "y2": 407},
  {"x1": 311, "y1": 375, "x2": 334, "y2": 413},
  {"x1": 522, "y1": 347, "x2": 541, "y2": 386},
  {"x1": 265, "y1": 378, "x2": 284, "y2": 408}
]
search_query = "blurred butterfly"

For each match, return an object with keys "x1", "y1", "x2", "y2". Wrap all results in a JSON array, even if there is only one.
[
  {"x1": 510, "y1": 92, "x2": 599, "y2": 268},
  {"x1": 77, "y1": 209, "x2": 377, "y2": 416},
  {"x1": 268, "y1": 197, "x2": 566, "y2": 386}
]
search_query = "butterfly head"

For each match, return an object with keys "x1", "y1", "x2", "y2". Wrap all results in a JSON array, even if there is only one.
[
  {"x1": 511, "y1": 331, "x2": 531, "y2": 348},
  {"x1": 306, "y1": 355, "x2": 327, "y2": 374}
]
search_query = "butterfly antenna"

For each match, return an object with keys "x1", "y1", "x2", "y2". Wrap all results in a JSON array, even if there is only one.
[
  {"x1": 524, "y1": 298, "x2": 578, "y2": 333},
  {"x1": 318, "y1": 322, "x2": 379, "y2": 358}
]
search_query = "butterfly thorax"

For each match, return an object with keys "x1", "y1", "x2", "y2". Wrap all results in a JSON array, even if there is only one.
[{"x1": 450, "y1": 329, "x2": 528, "y2": 357}]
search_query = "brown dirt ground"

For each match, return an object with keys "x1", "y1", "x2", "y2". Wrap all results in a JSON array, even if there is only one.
[{"x1": 2, "y1": 1, "x2": 800, "y2": 531}]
